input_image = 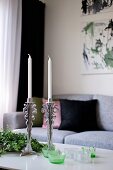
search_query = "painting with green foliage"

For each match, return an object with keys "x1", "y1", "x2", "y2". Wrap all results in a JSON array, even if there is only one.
[{"x1": 82, "y1": 19, "x2": 113, "y2": 74}]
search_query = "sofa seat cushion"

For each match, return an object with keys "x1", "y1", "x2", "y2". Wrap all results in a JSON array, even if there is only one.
[
  {"x1": 13, "y1": 128, "x2": 75, "y2": 144},
  {"x1": 64, "y1": 131, "x2": 113, "y2": 150}
]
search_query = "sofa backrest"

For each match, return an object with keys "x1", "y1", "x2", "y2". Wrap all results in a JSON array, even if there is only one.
[
  {"x1": 53, "y1": 94, "x2": 93, "y2": 101},
  {"x1": 53, "y1": 94, "x2": 113, "y2": 131},
  {"x1": 93, "y1": 95, "x2": 113, "y2": 131}
]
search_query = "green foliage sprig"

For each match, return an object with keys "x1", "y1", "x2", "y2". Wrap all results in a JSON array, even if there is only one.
[{"x1": 0, "y1": 130, "x2": 47, "y2": 156}]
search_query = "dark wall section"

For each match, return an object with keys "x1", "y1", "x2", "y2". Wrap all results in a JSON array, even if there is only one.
[{"x1": 17, "y1": 0, "x2": 45, "y2": 111}]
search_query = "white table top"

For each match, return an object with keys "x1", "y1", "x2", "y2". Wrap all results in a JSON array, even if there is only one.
[{"x1": 0, "y1": 143, "x2": 113, "y2": 170}]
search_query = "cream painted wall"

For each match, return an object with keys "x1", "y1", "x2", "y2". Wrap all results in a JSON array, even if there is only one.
[{"x1": 44, "y1": 0, "x2": 113, "y2": 97}]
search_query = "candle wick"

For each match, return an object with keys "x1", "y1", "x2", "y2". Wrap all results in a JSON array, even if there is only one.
[{"x1": 28, "y1": 54, "x2": 30, "y2": 58}]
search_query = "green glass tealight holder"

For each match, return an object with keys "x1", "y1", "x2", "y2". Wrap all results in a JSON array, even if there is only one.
[
  {"x1": 48, "y1": 150, "x2": 65, "y2": 164},
  {"x1": 42, "y1": 145, "x2": 55, "y2": 158},
  {"x1": 42, "y1": 148, "x2": 65, "y2": 164}
]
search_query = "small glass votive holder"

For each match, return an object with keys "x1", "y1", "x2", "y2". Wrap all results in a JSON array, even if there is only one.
[
  {"x1": 75, "y1": 150, "x2": 91, "y2": 163},
  {"x1": 64, "y1": 147, "x2": 96, "y2": 163},
  {"x1": 48, "y1": 150, "x2": 65, "y2": 164},
  {"x1": 64, "y1": 148, "x2": 75, "y2": 160},
  {"x1": 75, "y1": 147, "x2": 96, "y2": 163},
  {"x1": 89, "y1": 147, "x2": 96, "y2": 158}
]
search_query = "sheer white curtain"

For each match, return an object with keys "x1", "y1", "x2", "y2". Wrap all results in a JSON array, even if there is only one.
[{"x1": 0, "y1": 0, "x2": 22, "y2": 128}]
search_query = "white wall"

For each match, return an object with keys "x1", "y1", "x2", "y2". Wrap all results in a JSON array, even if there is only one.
[{"x1": 44, "y1": 0, "x2": 113, "y2": 97}]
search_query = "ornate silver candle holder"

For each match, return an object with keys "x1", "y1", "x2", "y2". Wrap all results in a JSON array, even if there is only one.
[
  {"x1": 42, "y1": 99, "x2": 56, "y2": 150},
  {"x1": 20, "y1": 98, "x2": 37, "y2": 156}
]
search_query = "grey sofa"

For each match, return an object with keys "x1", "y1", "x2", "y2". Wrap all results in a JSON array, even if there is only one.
[{"x1": 3, "y1": 94, "x2": 113, "y2": 150}]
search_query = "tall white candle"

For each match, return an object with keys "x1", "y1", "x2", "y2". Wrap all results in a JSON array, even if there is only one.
[
  {"x1": 48, "y1": 56, "x2": 52, "y2": 101},
  {"x1": 28, "y1": 54, "x2": 32, "y2": 98}
]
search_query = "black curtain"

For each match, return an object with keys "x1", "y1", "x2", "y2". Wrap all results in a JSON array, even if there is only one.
[{"x1": 17, "y1": 0, "x2": 45, "y2": 111}]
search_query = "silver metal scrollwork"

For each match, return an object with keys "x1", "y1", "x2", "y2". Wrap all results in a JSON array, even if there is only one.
[
  {"x1": 42, "y1": 100, "x2": 57, "y2": 150},
  {"x1": 20, "y1": 98, "x2": 37, "y2": 156}
]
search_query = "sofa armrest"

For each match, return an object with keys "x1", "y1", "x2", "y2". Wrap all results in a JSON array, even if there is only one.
[{"x1": 3, "y1": 112, "x2": 26, "y2": 130}]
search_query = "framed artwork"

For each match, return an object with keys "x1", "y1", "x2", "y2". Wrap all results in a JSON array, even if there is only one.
[
  {"x1": 81, "y1": 19, "x2": 113, "y2": 74},
  {"x1": 81, "y1": 0, "x2": 113, "y2": 15}
]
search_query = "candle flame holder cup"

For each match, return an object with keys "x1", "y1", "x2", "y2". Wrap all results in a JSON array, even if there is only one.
[
  {"x1": 42, "y1": 99, "x2": 57, "y2": 155},
  {"x1": 20, "y1": 98, "x2": 37, "y2": 156}
]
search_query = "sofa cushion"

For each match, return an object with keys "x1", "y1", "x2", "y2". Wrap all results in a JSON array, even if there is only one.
[
  {"x1": 59, "y1": 99, "x2": 99, "y2": 132},
  {"x1": 64, "y1": 131, "x2": 113, "y2": 150},
  {"x1": 93, "y1": 95, "x2": 113, "y2": 131},
  {"x1": 42, "y1": 99, "x2": 61, "y2": 129},
  {"x1": 13, "y1": 128, "x2": 75, "y2": 143}
]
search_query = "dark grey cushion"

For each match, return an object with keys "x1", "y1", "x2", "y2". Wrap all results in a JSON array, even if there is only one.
[
  {"x1": 59, "y1": 99, "x2": 99, "y2": 132},
  {"x1": 13, "y1": 127, "x2": 75, "y2": 143},
  {"x1": 65, "y1": 131, "x2": 113, "y2": 150}
]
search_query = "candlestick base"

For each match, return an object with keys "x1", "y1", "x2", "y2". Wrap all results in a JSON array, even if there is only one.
[{"x1": 20, "y1": 143, "x2": 36, "y2": 156}]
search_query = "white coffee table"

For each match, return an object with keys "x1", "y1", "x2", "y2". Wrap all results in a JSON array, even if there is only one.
[{"x1": 0, "y1": 143, "x2": 113, "y2": 170}]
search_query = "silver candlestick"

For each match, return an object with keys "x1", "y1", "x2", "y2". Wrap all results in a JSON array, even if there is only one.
[
  {"x1": 20, "y1": 98, "x2": 37, "y2": 156},
  {"x1": 42, "y1": 99, "x2": 56, "y2": 150}
]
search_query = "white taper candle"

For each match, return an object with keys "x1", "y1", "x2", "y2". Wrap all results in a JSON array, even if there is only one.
[
  {"x1": 48, "y1": 56, "x2": 52, "y2": 101},
  {"x1": 28, "y1": 54, "x2": 32, "y2": 98}
]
